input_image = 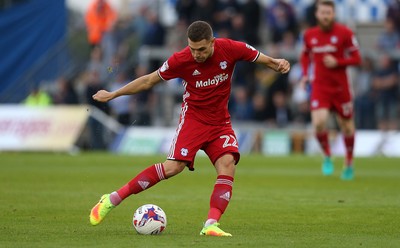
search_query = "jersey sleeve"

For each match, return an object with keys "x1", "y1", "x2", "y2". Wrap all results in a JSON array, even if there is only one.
[
  {"x1": 336, "y1": 28, "x2": 362, "y2": 67},
  {"x1": 157, "y1": 53, "x2": 180, "y2": 81},
  {"x1": 229, "y1": 39, "x2": 260, "y2": 62}
]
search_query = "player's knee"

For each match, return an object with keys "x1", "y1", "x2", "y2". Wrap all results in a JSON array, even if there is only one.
[
  {"x1": 214, "y1": 154, "x2": 236, "y2": 176},
  {"x1": 163, "y1": 160, "x2": 186, "y2": 177}
]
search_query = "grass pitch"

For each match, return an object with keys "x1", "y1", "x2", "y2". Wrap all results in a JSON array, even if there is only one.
[{"x1": 1, "y1": 153, "x2": 399, "y2": 248}]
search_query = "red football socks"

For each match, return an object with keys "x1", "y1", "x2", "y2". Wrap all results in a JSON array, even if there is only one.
[
  {"x1": 343, "y1": 134, "x2": 355, "y2": 166},
  {"x1": 316, "y1": 131, "x2": 331, "y2": 157},
  {"x1": 116, "y1": 163, "x2": 166, "y2": 202},
  {"x1": 207, "y1": 175, "x2": 234, "y2": 222}
]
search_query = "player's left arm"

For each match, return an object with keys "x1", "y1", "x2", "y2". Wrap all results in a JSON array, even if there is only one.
[
  {"x1": 255, "y1": 53, "x2": 290, "y2": 74},
  {"x1": 325, "y1": 31, "x2": 362, "y2": 68},
  {"x1": 336, "y1": 32, "x2": 362, "y2": 67}
]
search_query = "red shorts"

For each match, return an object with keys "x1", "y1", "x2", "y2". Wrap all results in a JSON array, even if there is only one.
[
  {"x1": 310, "y1": 86, "x2": 353, "y2": 119},
  {"x1": 167, "y1": 117, "x2": 240, "y2": 171}
]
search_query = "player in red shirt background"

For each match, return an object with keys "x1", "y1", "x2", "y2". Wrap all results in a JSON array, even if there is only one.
[
  {"x1": 299, "y1": 0, "x2": 361, "y2": 180},
  {"x1": 89, "y1": 20, "x2": 290, "y2": 236}
]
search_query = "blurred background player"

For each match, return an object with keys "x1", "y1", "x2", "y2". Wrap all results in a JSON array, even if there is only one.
[
  {"x1": 299, "y1": 0, "x2": 361, "y2": 180},
  {"x1": 89, "y1": 20, "x2": 290, "y2": 236}
]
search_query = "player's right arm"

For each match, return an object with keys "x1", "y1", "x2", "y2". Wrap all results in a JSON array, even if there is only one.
[{"x1": 93, "y1": 71, "x2": 162, "y2": 102}]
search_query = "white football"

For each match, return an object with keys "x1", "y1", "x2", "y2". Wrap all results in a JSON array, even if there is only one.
[{"x1": 132, "y1": 204, "x2": 167, "y2": 235}]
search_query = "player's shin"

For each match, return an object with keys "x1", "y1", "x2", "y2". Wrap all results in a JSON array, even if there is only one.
[
  {"x1": 115, "y1": 163, "x2": 167, "y2": 204},
  {"x1": 206, "y1": 175, "x2": 234, "y2": 225},
  {"x1": 343, "y1": 134, "x2": 355, "y2": 167}
]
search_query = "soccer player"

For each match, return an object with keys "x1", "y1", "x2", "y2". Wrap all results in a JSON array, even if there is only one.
[
  {"x1": 89, "y1": 20, "x2": 290, "y2": 236},
  {"x1": 299, "y1": 0, "x2": 361, "y2": 180}
]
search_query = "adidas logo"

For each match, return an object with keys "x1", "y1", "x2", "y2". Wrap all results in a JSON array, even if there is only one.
[
  {"x1": 138, "y1": 181, "x2": 150, "y2": 190},
  {"x1": 219, "y1": 192, "x2": 231, "y2": 201},
  {"x1": 192, "y1": 69, "x2": 201, "y2": 76}
]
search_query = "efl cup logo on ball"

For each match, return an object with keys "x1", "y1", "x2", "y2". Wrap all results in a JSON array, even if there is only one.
[{"x1": 132, "y1": 204, "x2": 167, "y2": 235}]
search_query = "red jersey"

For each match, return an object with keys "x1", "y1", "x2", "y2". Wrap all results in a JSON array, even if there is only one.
[
  {"x1": 300, "y1": 23, "x2": 361, "y2": 92},
  {"x1": 158, "y1": 38, "x2": 260, "y2": 125}
]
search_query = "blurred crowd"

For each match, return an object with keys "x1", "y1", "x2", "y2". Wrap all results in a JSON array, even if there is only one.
[{"x1": 25, "y1": 0, "x2": 400, "y2": 137}]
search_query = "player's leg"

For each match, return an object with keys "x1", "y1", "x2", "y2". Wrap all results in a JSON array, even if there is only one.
[
  {"x1": 90, "y1": 160, "x2": 186, "y2": 225},
  {"x1": 90, "y1": 115, "x2": 203, "y2": 226},
  {"x1": 200, "y1": 124, "x2": 239, "y2": 236},
  {"x1": 336, "y1": 115, "x2": 355, "y2": 180},
  {"x1": 200, "y1": 153, "x2": 236, "y2": 237},
  {"x1": 312, "y1": 108, "x2": 334, "y2": 175}
]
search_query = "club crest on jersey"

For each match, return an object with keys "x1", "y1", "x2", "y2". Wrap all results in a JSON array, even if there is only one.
[
  {"x1": 160, "y1": 61, "x2": 169, "y2": 72},
  {"x1": 311, "y1": 100, "x2": 319, "y2": 108},
  {"x1": 180, "y1": 148, "x2": 188, "y2": 156},
  {"x1": 311, "y1": 38, "x2": 318, "y2": 45},
  {"x1": 220, "y1": 61, "x2": 227, "y2": 70},
  {"x1": 195, "y1": 73, "x2": 229, "y2": 88},
  {"x1": 330, "y1": 36, "x2": 338, "y2": 44}
]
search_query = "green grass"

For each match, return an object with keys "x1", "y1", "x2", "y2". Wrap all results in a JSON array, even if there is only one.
[{"x1": 0, "y1": 153, "x2": 399, "y2": 247}]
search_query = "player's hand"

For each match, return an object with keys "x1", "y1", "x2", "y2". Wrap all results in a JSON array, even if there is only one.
[
  {"x1": 92, "y1": 90, "x2": 115, "y2": 102},
  {"x1": 323, "y1": 54, "x2": 338, "y2": 68},
  {"x1": 275, "y1": 59, "x2": 290, "y2": 74},
  {"x1": 299, "y1": 75, "x2": 309, "y2": 89}
]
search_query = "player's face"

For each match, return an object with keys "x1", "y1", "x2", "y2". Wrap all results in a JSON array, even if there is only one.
[
  {"x1": 188, "y1": 38, "x2": 214, "y2": 63},
  {"x1": 316, "y1": 4, "x2": 335, "y2": 30}
]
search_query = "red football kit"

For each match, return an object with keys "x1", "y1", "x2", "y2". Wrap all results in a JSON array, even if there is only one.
[
  {"x1": 300, "y1": 22, "x2": 361, "y2": 118},
  {"x1": 158, "y1": 38, "x2": 260, "y2": 169}
]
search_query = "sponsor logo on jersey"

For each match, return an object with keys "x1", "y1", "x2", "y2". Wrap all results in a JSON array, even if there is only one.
[
  {"x1": 195, "y1": 73, "x2": 229, "y2": 88},
  {"x1": 312, "y1": 45, "x2": 337, "y2": 53},
  {"x1": 192, "y1": 69, "x2": 201, "y2": 76}
]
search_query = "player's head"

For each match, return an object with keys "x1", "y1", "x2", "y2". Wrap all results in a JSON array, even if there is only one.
[
  {"x1": 187, "y1": 21, "x2": 215, "y2": 63},
  {"x1": 316, "y1": 0, "x2": 335, "y2": 31}
]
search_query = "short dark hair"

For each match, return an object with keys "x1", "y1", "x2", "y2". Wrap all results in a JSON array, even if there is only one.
[
  {"x1": 317, "y1": 0, "x2": 335, "y2": 9},
  {"x1": 187, "y1": 21, "x2": 213, "y2": 42}
]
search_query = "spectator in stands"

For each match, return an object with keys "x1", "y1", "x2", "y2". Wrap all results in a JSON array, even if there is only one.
[
  {"x1": 266, "y1": 90, "x2": 292, "y2": 128},
  {"x1": 52, "y1": 76, "x2": 79, "y2": 105},
  {"x1": 251, "y1": 92, "x2": 268, "y2": 122},
  {"x1": 167, "y1": 19, "x2": 189, "y2": 52},
  {"x1": 188, "y1": 0, "x2": 216, "y2": 26},
  {"x1": 241, "y1": 0, "x2": 262, "y2": 46},
  {"x1": 142, "y1": 10, "x2": 166, "y2": 72},
  {"x1": 387, "y1": 0, "x2": 400, "y2": 34},
  {"x1": 288, "y1": 62, "x2": 310, "y2": 125},
  {"x1": 85, "y1": 0, "x2": 117, "y2": 49},
  {"x1": 353, "y1": 56, "x2": 376, "y2": 129},
  {"x1": 87, "y1": 44, "x2": 108, "y2": 82},
  {"x1": 376, "y1": 17, "x2": 400, "y2": 52},
  {"x1": 372, "y1": 53, "x2": 399, "y2": 131},
  {"x1": 303, "y1": 0, "x2": 320, "y2": 28},
  {"x1": 129, "y1": 65, "x2": 155, "y2": 126},
  {"x1": 265, "y1": 0, "x2": 298, "y2": 45},
  {"x1": 175, "y1": 0, "x2": 195, "y2": 25},
  {"x1": 229, "y1": 14, "x2": 246, "y2": 42},
  {"x1": 23, "y1": 85, "x2": 52, "y2": 106},
  {"x1": 85, "y1": 70, "x2": 110, "y2": 150},
  {"x1": 229, "y1": 86, "x2": 253, "y2": 121},
  {"x1": 213, "y1": 0, "x2": 240, "y2": 35},
  {"x1": 108, "y1": 71, "x2": 132, "y2": 126}
]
